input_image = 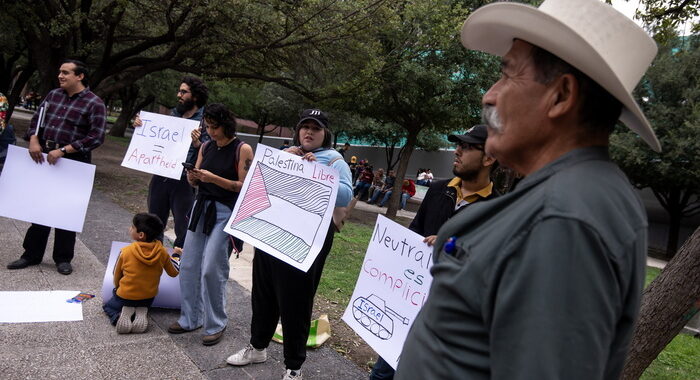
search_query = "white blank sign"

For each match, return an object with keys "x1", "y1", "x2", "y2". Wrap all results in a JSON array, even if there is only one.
[{"x1": 0, "y1": 145, "x2": 95, "y2": 232}]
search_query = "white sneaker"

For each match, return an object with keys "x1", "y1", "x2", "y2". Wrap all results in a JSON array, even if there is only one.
[
  {"x1": 283, "y1": 369, "x2": 303, "y2": 380},
  {"x1": 116, "y1": 306, "x2": 135, "y2": 334},
  {"x1": 226, "y1": 344, "x2": 267, "y2": 366},
  {"x1": 131, "y1": 307, "x2": 148, "y2": 333}
]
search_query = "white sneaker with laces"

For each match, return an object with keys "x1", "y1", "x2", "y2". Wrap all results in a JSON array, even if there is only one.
[
  {"x1": 283, "y1": 369, "x2": 303, "y2": 380},
  {"x1": 226, "y1": 344, "x2": 267, "y2": 366}
]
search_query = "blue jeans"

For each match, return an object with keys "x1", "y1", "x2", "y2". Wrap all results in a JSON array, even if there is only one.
[
  {"x1": 369, "y1": 356, "x2": 395, "y2": 380},
  {"x1": 379, "y1": 191, "x2": 410, "y2": 209},
  {"x1": 354, "y1": 182, "x2": 371, "y2": 200},
  {"x1": 368, "y1": 189, "x2": 384, "y2": 204},
  {"x1": 178, "y1": 200, "x2": 231, "y2": 335}
]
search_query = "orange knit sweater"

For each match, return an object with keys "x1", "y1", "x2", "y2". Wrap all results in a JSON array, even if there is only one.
[{"x1": 113, "y1": 240, "x2": 179, "y2": 301}]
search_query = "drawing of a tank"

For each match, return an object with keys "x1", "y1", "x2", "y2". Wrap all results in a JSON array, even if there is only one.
[{"x1": 352, "y1": 294, "x2": 409, "y2": 340}]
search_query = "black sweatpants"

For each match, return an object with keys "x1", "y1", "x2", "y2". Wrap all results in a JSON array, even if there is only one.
[
  {"x1": 250, "y1": 223, "x2": 335, "y2": 370},
  {"x1": 147, "y1": 175, "x2": 195, "y2": 248}
]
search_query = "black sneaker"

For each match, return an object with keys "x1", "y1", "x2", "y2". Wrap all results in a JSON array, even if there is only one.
[
  {"x1": 56, "y1": 262, "x2": 73, "y2": 275},
  {"x1": 7, "y1": 258, "x2": 39, "y2": 270}
]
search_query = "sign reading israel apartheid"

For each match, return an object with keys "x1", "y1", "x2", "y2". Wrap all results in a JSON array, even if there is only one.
[
  {"x1": 224, "y1": 144, "x2": 339, "y2": 272},
  {"x1": 121, "y1": 111, "x2": 200, "y2": 179},
  {"x1": 342, "y1": 215, "x2": 433, "y2": 370}
]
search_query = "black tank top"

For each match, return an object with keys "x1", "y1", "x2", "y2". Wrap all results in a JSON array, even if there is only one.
[{"x1": 198, "y1": 137, "x2": 242, "y2": 208}]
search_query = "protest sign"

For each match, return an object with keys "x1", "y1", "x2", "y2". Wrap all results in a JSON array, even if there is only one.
[
  {"x1": 342, "y1": 215, "x2": 433, "y2": 369},
  {"x1": 121, "y1": 111, "x2": 200, "y2": 179},
  {"x1": 224, "y1": 144, "x2": 339, "y2": 272},
  {"x1": 0, "y1": 145, "x2": 95, "y2": 232},
  {"x1": 101, "y1": 241, "x2": 181, "y2": 309}
]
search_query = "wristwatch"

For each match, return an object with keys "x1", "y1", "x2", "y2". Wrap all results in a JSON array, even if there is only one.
[{"x1": 59, "y1": 147, "x2": 67, "y2": 154}]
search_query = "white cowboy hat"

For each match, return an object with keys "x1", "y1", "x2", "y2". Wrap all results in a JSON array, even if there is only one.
[{"x1": 461, "y1": 0, "x2": 661, "y2": 152}]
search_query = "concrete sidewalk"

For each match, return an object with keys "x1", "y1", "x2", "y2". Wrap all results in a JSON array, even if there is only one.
[{"x1": 0, "y1": 190, "x2": 366, "y2": 380}]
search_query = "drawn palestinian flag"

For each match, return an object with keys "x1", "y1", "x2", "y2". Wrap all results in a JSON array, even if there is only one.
[{"x1": 229, "y1": 163, "x2": 332, "y2": 263}]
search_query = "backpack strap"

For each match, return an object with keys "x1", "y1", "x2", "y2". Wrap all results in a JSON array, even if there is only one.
[
  {"x1": 233, "y1": 138, "x2": 243, "y2": 175},
  {"x1": 327, "y1": 156, "x2": 343, "y2": 167}
]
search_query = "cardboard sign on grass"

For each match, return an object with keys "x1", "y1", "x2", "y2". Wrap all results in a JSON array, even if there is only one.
[
  {"x1": 224, "y1": 144, "x2": 339, "y2": 272},
  {"x1": 121, "y1": 111, "x2": 200, "y2": 179},
  {"x1": 0, "y1": 145, "x2": 95, "y2": 232},
  {"x1": 342, "y1": 215, "x2": 433, "y2": 370}
]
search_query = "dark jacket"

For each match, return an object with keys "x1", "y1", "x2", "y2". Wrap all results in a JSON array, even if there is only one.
[{"x1": 409, "y1": 178, "x2": 499, "y2": 236}]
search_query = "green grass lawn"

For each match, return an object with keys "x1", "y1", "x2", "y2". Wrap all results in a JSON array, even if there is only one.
[
  {"x1": 106, "y1": 134, "x2": 131, "y2": 146},
  {"x1": 645, "y1": 266, "x2": 661, "y2": 288},
  {"x1": 319, "y1": 224, "x2": 700, "y2": 378},
  {"x1": 318, "y1": 221, "x2": 374, "y2": 305},
  {"x1": 641, "y1": 266, "x2": 700, "y2": 380}
]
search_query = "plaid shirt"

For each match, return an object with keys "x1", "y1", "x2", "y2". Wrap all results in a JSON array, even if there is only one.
[{"x1": 27, "y1": 87, "x2": 106, "y2": 153}]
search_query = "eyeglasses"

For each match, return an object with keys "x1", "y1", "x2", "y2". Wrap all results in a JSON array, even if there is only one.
[
  {"x1": 456, "y1": 142, "x2": 484, "y2": 151},
  {"x1": 177, "y1": 89, "x2": 190, "y2": 95}
]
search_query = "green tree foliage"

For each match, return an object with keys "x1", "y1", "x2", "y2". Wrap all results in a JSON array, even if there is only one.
[
  {"x1": 636, "y1": 0, "x2": 699, "y2": 42},
  {"x1": 611, "y1": 34, "x2": 700, "y2": 257},
  {"x1": 328, "y1": 0, "x2": 499, "y2": 218},
  {"x1": 0, "y1": 0, "x2": 387, "y2": 122}
]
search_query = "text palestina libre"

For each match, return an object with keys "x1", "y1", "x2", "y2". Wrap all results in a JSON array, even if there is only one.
[
  {"x1": 263, "y1": 148, "x2": 304, "y2": 172},
  {"x1": 262, "y1": 148, "x2": 336, "y2": 183}
]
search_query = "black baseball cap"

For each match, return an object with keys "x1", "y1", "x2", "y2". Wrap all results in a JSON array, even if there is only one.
[
  {"x1": 448, "y1": 124, "x2": 488, "y2": 145},
  {"x1": 297, "y1": 109, "x2": 329, "y2": 129}
]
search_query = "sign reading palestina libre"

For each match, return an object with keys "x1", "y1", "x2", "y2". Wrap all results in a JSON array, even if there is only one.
[
  {"x1": 121, "y1": 111, "x2": 201, "y2": 179},
  {"x1": 224, "y1": 144, "x2": 339, "y2": 272},
  {"x1": 342, "y1": 215, "x2": 433, "y2": 370}
]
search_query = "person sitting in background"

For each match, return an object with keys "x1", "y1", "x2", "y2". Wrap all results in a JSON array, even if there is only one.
[
  {"x1": 367, "y1": 170, "x2": 395, "y2": 205},
  {"x1": 378, "y1": 179, "x2": 415, "y2": 209},
  {"x1": 423, "y1": 169, "x2": 433, "y2": 185},
  {"x1": 354, "y1": 165, "x2": 374, "y2": 200},
  {"x1": 416, "y1": 168, "x2": 427, "y2": 185},
  {"x1": 279, "y1": 140, "x2": 290, "y2": 150},
  {"x1": 103, "y1": 213, "x2": 180, "y2": 334},
  {"x1": 367, "y1": 168, "x2": 386, "y2": 201}
]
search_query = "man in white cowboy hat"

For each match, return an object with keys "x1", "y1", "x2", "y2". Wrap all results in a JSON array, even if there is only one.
[{"x1": 395, "y1": 0, "x2": 659, "y2": 379}]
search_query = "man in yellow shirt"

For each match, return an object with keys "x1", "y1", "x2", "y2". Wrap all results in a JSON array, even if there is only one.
[{"x1": 370, "y1": 124, "x2": 498, "y2": 379}]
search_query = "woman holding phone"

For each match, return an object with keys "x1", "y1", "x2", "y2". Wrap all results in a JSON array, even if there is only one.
[{"x1": 168, "y1": 103, "x2": 253, "y2": 346}]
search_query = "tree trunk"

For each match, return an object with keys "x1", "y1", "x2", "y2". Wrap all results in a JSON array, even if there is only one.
[
  {"x1": 666, "y1": 209, "x2": 682, "y2": 258},
  {"x1": 620, "y1": 226, "x2": 700, "y2": 380},
  {"x1": 4, "y1": 66, "x2": 35, "y2": 124},
  {"x1": 385, "y1": 130, "x2": 417, "y2": 219},
  {"x1": 109, "y1": 88, "x2": 154, "y2": 138},
  {"x1": 257, "y1": 113, "x2": 268, "y2": 143}
]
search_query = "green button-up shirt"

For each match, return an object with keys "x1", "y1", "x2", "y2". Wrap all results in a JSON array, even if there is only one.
[{"x1": 396, "y1": 146, "x2": 647, "y2": 380}]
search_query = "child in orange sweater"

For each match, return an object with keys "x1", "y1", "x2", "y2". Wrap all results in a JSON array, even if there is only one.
[{"x1": 103, "y1": 213, "x2": 180, "y2": 333}]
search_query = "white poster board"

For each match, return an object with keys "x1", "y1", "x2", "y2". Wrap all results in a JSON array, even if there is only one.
[
  {"x1": 121, "y1": 111, "x2": 200, "y2": 179},
  {"x1": 224, "y1": 144, "x2": 338, "y2": 272},
  {"x1": 0, "y1": 291, "x2": 83, "y2": 323},
  {"x1": 342, "y1": 215, "x2": 433, "y2": 369},
  {"x1": 101, "y1": 241, "x2": 181, "y2": 309},
  {"x1": 0, "y1": 145, "x2": 95, "y2": 232}
]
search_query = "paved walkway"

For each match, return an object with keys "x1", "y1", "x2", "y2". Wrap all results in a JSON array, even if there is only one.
[{"x1": 0, "y1": 189, "x2": 367, "y2": 380}]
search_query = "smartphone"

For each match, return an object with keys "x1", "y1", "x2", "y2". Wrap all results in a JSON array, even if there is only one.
[{"x1": 182, "y1": 162, "x2": 195, "y2": 170}]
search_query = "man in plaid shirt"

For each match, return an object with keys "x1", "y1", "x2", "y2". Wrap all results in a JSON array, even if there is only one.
[{"x1": 7, "y1": 59, "x2": 106, "y2": 275}]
